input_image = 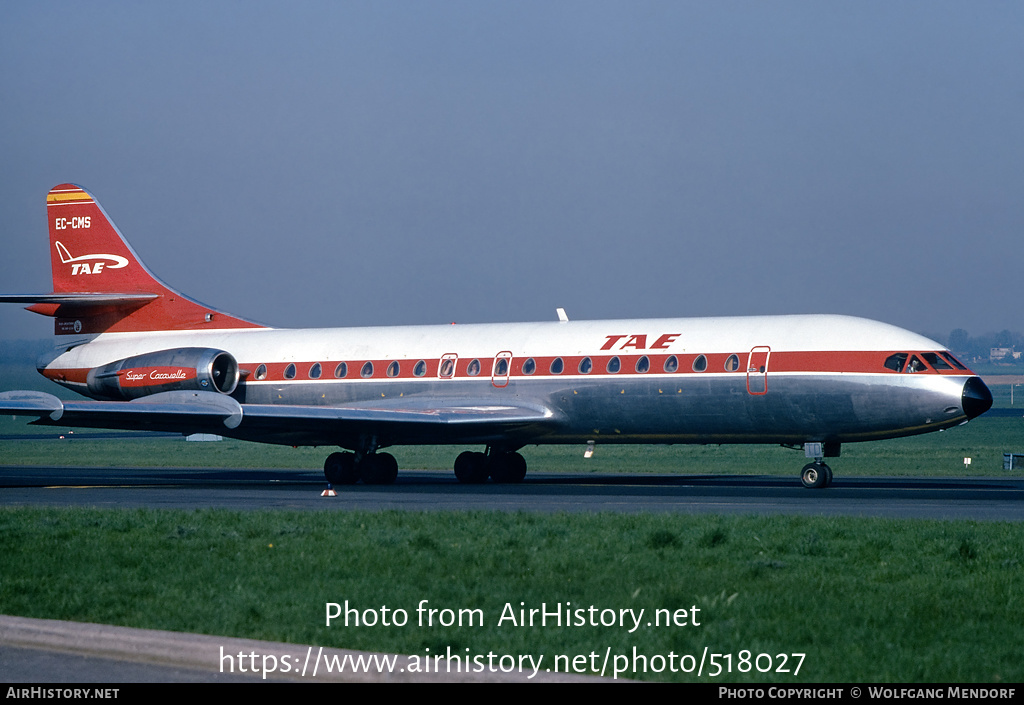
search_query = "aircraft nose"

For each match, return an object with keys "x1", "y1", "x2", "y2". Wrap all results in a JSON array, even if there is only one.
[{"x1": 962, "y1": 377, "x2": 993, "y2": 419}]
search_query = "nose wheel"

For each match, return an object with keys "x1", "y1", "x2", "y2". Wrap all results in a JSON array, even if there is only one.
[{"x1": 800, "y1": 461, "x2": 832, "y2": 489}]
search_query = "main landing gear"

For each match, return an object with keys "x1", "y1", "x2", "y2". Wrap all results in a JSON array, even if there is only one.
[
  {"x1": 453, "y1": 449, "x2": 528, "y2": 484},
  {"x1": 322, "y1": 446, "x2": 529, "y2": 487},
  {"x1": 323, "y1": 451, "x2": 398, "y2": 486}
]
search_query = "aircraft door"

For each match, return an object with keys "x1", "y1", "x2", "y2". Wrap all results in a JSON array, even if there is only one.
[
  {"x1": 492, "y1": 351, "x2": 512, "y2": 388},
  {"x1": 746, "y1": 346, "x2": 770, "y2": 395}
]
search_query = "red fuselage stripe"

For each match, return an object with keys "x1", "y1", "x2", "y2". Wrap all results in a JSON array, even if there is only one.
[{"x1": 44, "y1": 350, "x2": 972, "y2": 386}]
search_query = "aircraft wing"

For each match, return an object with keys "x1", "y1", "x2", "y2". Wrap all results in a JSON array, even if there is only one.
[{"x1": 0, "y1": 391, "x2": 559, "y2": 447}]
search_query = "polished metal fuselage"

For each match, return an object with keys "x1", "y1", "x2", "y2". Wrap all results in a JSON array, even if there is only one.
[{"x1": 39, "y1": 314, "x2": 984, "y2": 451}]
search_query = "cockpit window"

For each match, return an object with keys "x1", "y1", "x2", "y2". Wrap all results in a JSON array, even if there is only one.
[
  {"x1": 906, "y1": 355, "x2": 929, "y2": 373},
  {"x1": 921, "y1": 353, "x2": 953, "y2": 371},
  {"x1": 939, "y1": 352, "x2": 968, "y2": 371},
  {"x1": 884, "y1": 353, "x2": 907, "y2": 373}
]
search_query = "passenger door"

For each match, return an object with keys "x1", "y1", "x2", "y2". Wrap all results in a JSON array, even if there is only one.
[
  {"x1": 746, "y1": 346, "x2": 770, "y2": 395},
  {"x1": 491, "y1": 351, "x2": 512, "y2": 388}
]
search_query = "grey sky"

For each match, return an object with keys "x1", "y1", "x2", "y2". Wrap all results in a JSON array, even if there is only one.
[{"x1": 2, "y1": 2, "x2": 1022, "y2": 342}]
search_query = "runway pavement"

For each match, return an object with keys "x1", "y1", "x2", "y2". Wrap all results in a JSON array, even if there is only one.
[
  {"x1": 0, "y1": 615, "x2": 593, "y2": 683},
  {"x1": 2, "y1": 465, "x2": 1023, "y2": 520}
]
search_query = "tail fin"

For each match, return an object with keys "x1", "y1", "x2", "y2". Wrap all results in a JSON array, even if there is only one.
[{"x1": 28, "y1": 184, "x2": 267, "y2": 336}]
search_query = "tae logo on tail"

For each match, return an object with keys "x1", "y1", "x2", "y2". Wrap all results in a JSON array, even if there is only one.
[{"x1": 55, "y1": 241, "x2": 129, "y2": 275}]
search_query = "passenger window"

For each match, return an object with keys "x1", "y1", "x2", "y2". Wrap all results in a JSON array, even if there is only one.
[
  {"x1": 254, "y1": 364, "x2": 267, "y2": 381},
  {"x1": 361, "y1": 361, "x2": 374, "y2": 378},
  {"x1": 522, "y1": 358, "x2": 536, "y2": 375},
  {"x1": 413, "y1": 360, "x2": 427, "y2": 377},
  {"x1": 724, "y1": 354, "x2": 739, "y2": 372},
  {"x1": 906, "y1": 356, "x2": 928, "y2": 373},
  {"x1": 334, "y1": 362, "x2": 348, "y2": 378},
  {"x1": 467, "y1": 359, "x2": 481, "y2": 376},
  {"x1": 636, "y1": 356, "x2": 650, "y2": 373},
  {"x1": 692, "y1": 355, "x2": 707, "y2": 372},
  {"x1": 579, "y1": 357, "x2": 592, "y2": 374},
  {"x1": 439, "y1": 358, "x2": 455, "y2": 378},
  {"x1": 495, "y1": 358, "x2": 508, "y2": 376},
  {"x1": 387, "y1": 361, "x2": 400, "y2": 377},
  {"x1": 663, "y1": 355, "x2": 678, "y2": 373},
  {"x1": 921, "y1": 353, "x2": 953, "y2": 371},
  {"x1": 284, "y1": 363, "x2": 296, "y2": 379},
  {"x1": 550, "y1": 357, "x2": 564, "y2": 374},
  {"x1": 309, "y1": 362, "x2": 322, "y2": 379},
  {"x1": 884, "y1": 353, "x2": 907, "y2": 373},
  {"x1": 606, "y1": 356, "x2": 621, "y2": 373}
]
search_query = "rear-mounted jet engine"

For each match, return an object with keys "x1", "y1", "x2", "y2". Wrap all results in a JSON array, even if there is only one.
[{"x1": 86, "y1": 348, "x2": 239, "y2": 400}]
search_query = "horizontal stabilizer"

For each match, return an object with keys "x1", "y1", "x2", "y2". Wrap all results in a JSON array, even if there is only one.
[{"x1": 0, "y1": 294, "x2": 158, "y2": 305}]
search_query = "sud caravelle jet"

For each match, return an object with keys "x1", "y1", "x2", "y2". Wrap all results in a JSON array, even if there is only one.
[{"x1": 0, "y1": 184, "x2": 993, "y2": 489}]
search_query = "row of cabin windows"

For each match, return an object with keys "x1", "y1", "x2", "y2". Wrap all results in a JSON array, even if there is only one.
[
  {"x1": 884, "y1": 351, "x2": 967, "y2": 374},
  {"x1": 251, "y1": 353, "x2": 743, "y2": 381},
  {"x1": 257, "y1": 360, "x2": 411, "y2": 380}
]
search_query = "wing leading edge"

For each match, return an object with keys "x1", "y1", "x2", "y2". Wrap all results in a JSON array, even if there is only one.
[{"x1": 0, "y1": 391, "x2": 559, "y2": 448}]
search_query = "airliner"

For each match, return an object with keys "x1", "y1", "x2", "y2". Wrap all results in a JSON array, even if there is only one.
[{"x1": 0, "y1": 184, "x2": 993, "y2": 489}]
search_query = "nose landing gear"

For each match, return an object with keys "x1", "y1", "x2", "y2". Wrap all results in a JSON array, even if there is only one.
[
  {"x1": 800, "y1": 461, "x2": 832, "y2": 489},
  {"x1": 799, "y1": 441, "x2": 838, "y2": 489}
]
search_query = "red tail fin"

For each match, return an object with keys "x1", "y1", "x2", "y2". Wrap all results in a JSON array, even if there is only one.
[{"x1": 40, "y1": 184, "x2": 265, "y2": 335}]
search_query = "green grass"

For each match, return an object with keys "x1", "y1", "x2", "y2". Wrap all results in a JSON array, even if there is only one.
[{"x1": 0, "y1": 507, "x2": 1021, "y2": 682}]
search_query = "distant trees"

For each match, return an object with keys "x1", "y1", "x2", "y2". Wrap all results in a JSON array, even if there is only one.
[
  {"x1": 941, "y1": 328, "x2": 1024, "y2": 365},
  {"x1": 948, "y1": 328, "x2": 970, "y2": 353}
]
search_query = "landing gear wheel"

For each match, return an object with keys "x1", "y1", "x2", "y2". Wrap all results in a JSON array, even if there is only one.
[
  {"x1": 800, "y1": 462, "x2": 830, "y2": 489},
  {"x1": 824, "y1": 464, "x2": 833, "y2": 487},
  {"x1": 324, "y1": 452, "x2": 359, "y2": 485},
  {"x1": 454, "y1": 451, "x2": 488, "y2": 484},
  {"x1": 489, "y1": 452, "x2": 528, "y2": 484},
  {"x1": 359, "y1": 453, "x2": 399, "y2": 485}
]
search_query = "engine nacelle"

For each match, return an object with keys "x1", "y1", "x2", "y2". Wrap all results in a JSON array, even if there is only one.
[{"x1": 86, "y1": 348, "x2": 239, "y2": 400}]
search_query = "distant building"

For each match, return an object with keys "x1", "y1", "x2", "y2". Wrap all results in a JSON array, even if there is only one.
[{"x1": 990, "y1": 347, "x2": 1020, "y2": 361}]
